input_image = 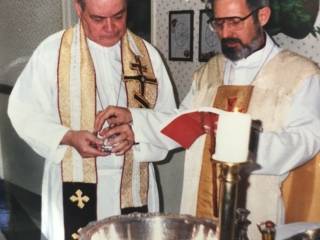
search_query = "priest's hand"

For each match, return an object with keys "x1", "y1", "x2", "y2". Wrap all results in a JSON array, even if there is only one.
[
  {"x1": 95, "y1": 106, "x2": 132, "y2": 133},
  {"x1": 61, "y1": 130, "x2": 109, "y2": 158},
  {"x1": 98, "y1": 124, "x2": 135, "y2": 156}
]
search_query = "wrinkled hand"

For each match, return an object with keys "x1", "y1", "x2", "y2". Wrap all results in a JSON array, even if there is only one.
[
  {"x1": 61, "y1": 130, "x2": 108, "y2": 158},
  {"x1": 99, "y1": 124, "x2": 135, "y2": 156},
  {"x1": 95, "y1": 106, "x2": 132, "y2": 133}
]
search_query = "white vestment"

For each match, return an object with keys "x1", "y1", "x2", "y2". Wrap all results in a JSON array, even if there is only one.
[
  {"x1": 130, "y1": 34, "x2": 320, "y2": 239},
  {"x1": 8, "y1": 30, "x2": 176, "y2": 240}
]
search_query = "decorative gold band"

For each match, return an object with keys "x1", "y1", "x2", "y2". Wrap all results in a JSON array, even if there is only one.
[
  {"x1": 58, "y1": 25, "x2": 96, "y2": 184},
  {"x1": 120, "y1": 30, "x2": 158, "y2": 208}
]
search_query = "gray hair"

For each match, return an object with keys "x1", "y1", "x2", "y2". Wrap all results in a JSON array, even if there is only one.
[
  {"x1": 206, "y1": 0, "x2": 270, "y2": 12},
  {"x1": 77, "y1": 0, "x2": 128, "y2": 10},
  {"x1": 246, "y1": 0, "x2": 269, "y2": 11},
  {"x1": 205, "y1": 0, "x2": 270, "y2": 23},
  {"x1": 246, "y1": 0, "x2": 270, "y2": 23}
]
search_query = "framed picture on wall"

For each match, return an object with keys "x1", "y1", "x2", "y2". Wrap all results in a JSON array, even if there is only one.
[
  {"x1": 169, "y1": 10, "x2": 194, "y2": 61},
  {"x1": 199, "y1": 9, "x2": 220, "y2": 62}
]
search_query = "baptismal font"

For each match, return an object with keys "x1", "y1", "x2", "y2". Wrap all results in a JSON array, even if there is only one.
[{"x1": 79, "y1": 110, "x2": 273, "y2": 240}]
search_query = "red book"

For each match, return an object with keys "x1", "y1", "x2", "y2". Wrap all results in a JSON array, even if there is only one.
[{"x1": 160, "y1": 108, "x2": 222, "y2": 149}]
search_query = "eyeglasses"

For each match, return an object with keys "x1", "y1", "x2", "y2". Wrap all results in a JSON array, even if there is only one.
[{"x1": 208, "y1": 8, "x2": 260, "y2": 32}]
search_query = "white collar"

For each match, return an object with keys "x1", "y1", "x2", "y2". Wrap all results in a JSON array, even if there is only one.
[
  {"x1": 87, "y1": 38, "x2": 120, "y2": 52},
  {"x1": 228, "y1": 34, "x2": 279, "y2": 68}
]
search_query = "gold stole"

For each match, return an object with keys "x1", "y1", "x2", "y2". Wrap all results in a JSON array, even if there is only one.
[
  {"x1": 58, "y1": 24, "x2": 97, "y2": 184},
  {"x1": 121, "y1": 30, "x2": 158, "y2": 209},
  {"x1": 282, "y1": 154, "x2": 320, "y2": 222},
  {"x1": 58, "y1": 24, "x2": 97, "y2": 240},
  {"x1": 196, "y1": 85, "x2": 254, "y2": 219}
]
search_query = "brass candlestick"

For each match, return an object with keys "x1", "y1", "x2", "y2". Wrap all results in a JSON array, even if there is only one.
[{"x1": 217, "y1": 162, "x2": 242, "y2": 240}]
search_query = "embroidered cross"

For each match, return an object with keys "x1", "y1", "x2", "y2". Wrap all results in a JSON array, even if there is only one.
[
  {"x1": 70, "y1": 189, "x2": 90, "y2": 209},
  {"x1": 134, "y1": 93, "x2": 151, "y2": 108},
  {"x1": 131, "y1": 55, "x2": 148, "y2": 74},
  {"x1": 128, "y1": 55, "x2": 156, "y2": 96}
]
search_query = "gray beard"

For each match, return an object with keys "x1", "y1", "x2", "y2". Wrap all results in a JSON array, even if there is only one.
[{"x1": 222, "y1": 30, "x2": 264, "y2": 61}]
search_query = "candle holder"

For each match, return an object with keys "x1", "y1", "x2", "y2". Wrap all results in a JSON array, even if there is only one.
[
  {"x1": 235, "y1": 208, "x2": 251, "y2": 240},
  {"x1": 216, "y1": 162, "x2": 242, "y2": 240},
  {"x1": 215, "y1": 161, "x2": 253, "y2": 240}
]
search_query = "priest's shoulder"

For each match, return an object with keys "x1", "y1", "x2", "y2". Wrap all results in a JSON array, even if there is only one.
[
  {"x1": 126, "y1": 30, "x2": 164, "y2": 67},
  {"x1": 32, "y1": 30, "x2": 65, "y2": 57},
  {"x1": 142, "y1": 39, "x2": 166, "y2": 67},
  {"x1": 23, "y1": 30, "x2": 65, "y2": 68},
  {"x1": 277, "y1": 50, "x2": 320, "y2": 73},
  {"x1": 192, "y1": 54, "x2": 224, "y2": 85},
  {"x1": 270, "y1": 50, "x2": 320, "y2": 84}
]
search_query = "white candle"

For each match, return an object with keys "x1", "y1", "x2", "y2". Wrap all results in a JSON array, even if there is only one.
[{"x1": 213, "y1": 111, "x2": 252, "y2": 163}]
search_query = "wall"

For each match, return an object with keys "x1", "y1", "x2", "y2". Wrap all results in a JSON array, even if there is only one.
[
  {"x1": 152, "y1": 0, "x2": 320, "y2": 213},
  {"x1": 0, "y1": 0, "x2": 64, "y2": 86},
  {"x1": 0, "y1": 93, "x2": 44, "y2": 195},
  {"x1": 153, "y1": 1, "x2": 206, "y2": 101},
  {"x1": 273, "y1": 21, "x2": 320, "y2": 62},
  {"x1": 0, "y1": 0, "x2": 66, "y2": 194}
]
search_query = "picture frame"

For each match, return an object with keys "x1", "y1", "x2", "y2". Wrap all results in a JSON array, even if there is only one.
[
  {"x1": 169, "y1": 10, "x2": 194, "y2": 61},
  {"x1": 198, "y1": 9, "x2": 220, "y2": 62}
]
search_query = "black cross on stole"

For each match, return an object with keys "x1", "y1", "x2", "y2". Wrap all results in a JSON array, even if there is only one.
[{"x1": 126, "y1": 55, "x2": 157, "y2": 96}]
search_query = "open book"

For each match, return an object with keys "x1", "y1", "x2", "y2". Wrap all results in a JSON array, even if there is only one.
[
  {"x1": 160, "y1": 107, "x2": 223, "y2": 149},
  {"x1": 160, "y1": 107, "x2": 253, "y2": 163}
]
